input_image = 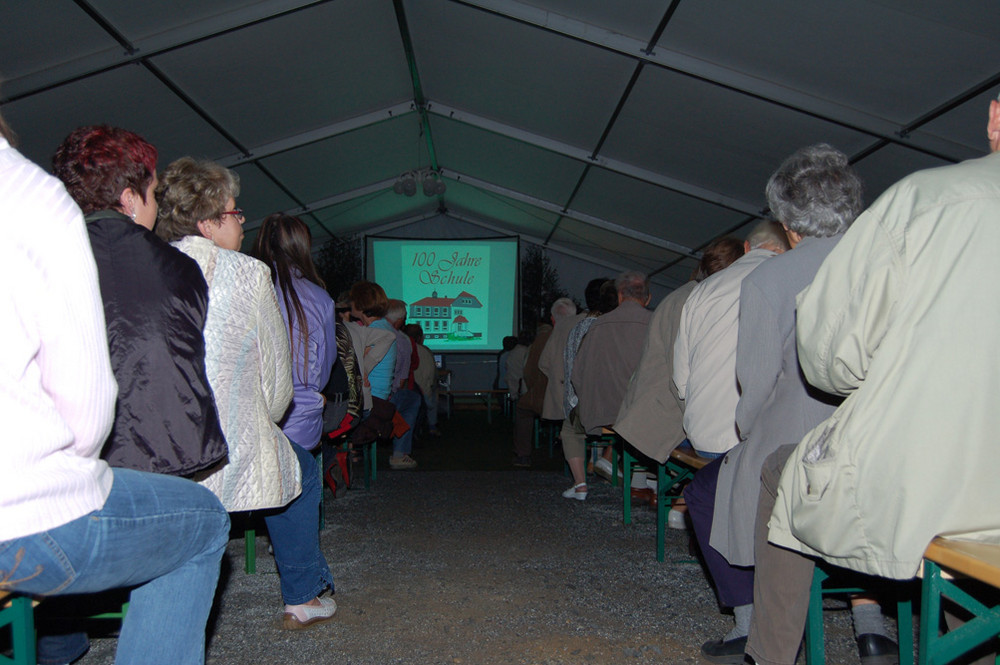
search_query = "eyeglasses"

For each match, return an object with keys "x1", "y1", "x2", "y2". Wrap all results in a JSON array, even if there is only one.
[{"x1": 220, "y1": 208, "x2": 245, "y2": 223}]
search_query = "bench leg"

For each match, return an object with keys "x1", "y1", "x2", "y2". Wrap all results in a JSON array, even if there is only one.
[
  {"x1": 2, "y1": 595, "x2": 37, "y2": 665},
  {"x1": 245, "y1": 527, "x2": 256, "y2": 574},
  {"x1": 657, "y1": 464, "x2": 668, "y2": 562},
  {"x1": 804, "y1": 568, "x2": 830, "y2": 665},
  {"x1": 623, "y1": 448, "x2": 634, "y2": 526},
  {"x1": 919, "y1": 558, "x2": 1000, "y2": 665}
]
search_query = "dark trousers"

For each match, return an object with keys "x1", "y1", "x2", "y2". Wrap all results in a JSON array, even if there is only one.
[
  {"x1": 514, "y1": 404, "x2": 535, "y2": 458},
  {"x1": 746, "y1": 444, "x2": 813, "y2": 665},
  {"x1": 686, "y1": 456, "x2": 755, "y2": 608}
]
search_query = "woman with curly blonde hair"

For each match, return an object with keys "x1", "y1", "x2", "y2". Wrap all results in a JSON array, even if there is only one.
[{"x1": 157, "y1": 157, "x2": 335, "y2": 629}]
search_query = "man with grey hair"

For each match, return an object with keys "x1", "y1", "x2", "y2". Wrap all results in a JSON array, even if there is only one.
[
  {"x1": 744, "y1": 95, "x2": 1000, "y2": 665},
  {"x1": 684, "y1": 145, "x2": 897, "y2": 664},
  {"x1": 673, "y1": 221, "x2": 788, "y2": 459},
  {"x1": 571, "y1": 271, "x2": 652, "y2": 440}
]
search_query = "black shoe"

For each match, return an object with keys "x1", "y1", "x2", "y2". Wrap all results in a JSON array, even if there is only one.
[
  {"x1": 512, "y1": 455, "x2": 531, "y2": 468},
  {"x1": 857, "y1": 633, "x2": 898, "y2": 665},
  {"x1": 700, "y1": 636, "x2": 748, "y2": 664}
]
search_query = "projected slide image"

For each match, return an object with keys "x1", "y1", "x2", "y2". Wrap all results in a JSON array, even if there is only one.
[
  {"x1": 403, "y1": 246, "x2": 490, "y2": 344},
  {"x1": 368, "y1": 236, "x2": 517, "y2": 352}
]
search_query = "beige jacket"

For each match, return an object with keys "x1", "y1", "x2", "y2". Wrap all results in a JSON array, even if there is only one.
[
  {"x1": 344, "y1": 321, "x2": 395, "y2": 410},
  {"x1": 614, "y1": 282, "x2": 696, "y2": 462},
  {"x1": 537, "y1": 312, "x2": 587, "y2": 420},
  {"x1": 770, "y1": 152, "x2": 1000, "y2": 579},
  {"x1": 572, "y1": 300, "x2": 651, "y2": 434}
]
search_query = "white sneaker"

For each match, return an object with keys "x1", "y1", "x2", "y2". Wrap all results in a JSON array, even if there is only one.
[
  {"x1": 668, "y1": 508, "x2": 687, "y2": 530},
  {"x1": 389, "y1": 454, "x2": 417, "y2": 470},
  {"x1": 594, "y1": 457, "x2": 621, "y2": 481},
  {"x1": 562, "y1": 483, "x2": 588, "y2": 501},
  {"x1": 282, "y1": 596, "x2": 337, "y2": 630}
]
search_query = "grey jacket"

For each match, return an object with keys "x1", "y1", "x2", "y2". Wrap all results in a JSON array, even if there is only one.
[{"x1": 710, "y1": 235, "x2": 842, "y2": 566}]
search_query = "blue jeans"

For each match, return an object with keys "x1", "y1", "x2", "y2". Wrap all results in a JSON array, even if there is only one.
[
  {"x1": 677, "y1": 438, "x2": 726, "y2": 460},
  {"x1": 390, "y1": 388, "x2": 421, "y2": 456},
  {"x1": 423, "y1": 390, "x2": 438, "y2": 428},
  {"x1": 263, "y1": 439, "x2": 333, "y2": 605},
  {"x1": 0, "y1": 469, "x2": 229, "y2": 665}
]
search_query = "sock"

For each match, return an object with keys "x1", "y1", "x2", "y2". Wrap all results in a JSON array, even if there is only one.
[
  {"x1": 724, "y1": 603, "x2": 753, "y2": 641},
  {"x1": 631, "y1": 470, "x2": 646, "y2": 487},
  {"x1": 851, "y1": 602, "x2": 890, "y2": 638}
]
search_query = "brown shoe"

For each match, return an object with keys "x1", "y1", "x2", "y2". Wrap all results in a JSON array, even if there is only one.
[{"x1": 630, "y1": 487, "x2": 655, "y2": 506}]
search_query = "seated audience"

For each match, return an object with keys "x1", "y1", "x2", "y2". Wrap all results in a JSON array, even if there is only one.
[
  {"x1": 559, "y1": 279, "x2": 618, "y2": 498},
  {"x1": 685, "y1": 145, "x2": 896, "y2": 664},
  {"x1": 614, "y1": 238, "x2": 743, "y2": 522},
  {"x1": 157, "y1": 158, "x2": 336, "y2": 628},
  {"x1": 572, "y1": 272, "x2": 653, "y2": 435},
  {"x1": 349, "y1": 281, "x2": 398, "y2": 406},
  {"x1": 512, "y1": 298, "x2": 577, "y2": 467},
  {"x1": 538, "y1": 286, "x2": 592, "y2": 423},
  {"x1": 53, "y1": 125, "x2": 227, "y2": 478},
  {"x1": 505, "y1": 330, "x2": 532, "y2": 403},
  {"x1": 385, "y1": 299, "x2": 422, "y2": 469},
  {"x1": 0, "y1": 114, "x2": 229, "y2": 665},
  {"x1": 41, "y1": 125, "x2": 229, "y2": 662},
  {"x1": 744, "y1": 95, "x2": 1000, "y2": 665},
  {"x1": 496, "y1": 335, "x2": 517, "y2": 392},
  {"x1": 568, "y1": 272, "x2": 652, "y2": 497},
  {"x1": 615, "y1": 238, "x2": 743, "y2": 466},
  {"x1": 672, "y1": 222, "x2": 788, "y2": 458},
  {"x1": 405, "y1": 323, "x2": 442, "y2": 437},
  {"x1": 252, "y1": 212, "x2": 338, "y2": 626}
]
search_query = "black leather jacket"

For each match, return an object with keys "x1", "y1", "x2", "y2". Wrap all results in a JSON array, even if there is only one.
[{"x1": 85, "y1": 210, "x2": 227, "y2": 476}]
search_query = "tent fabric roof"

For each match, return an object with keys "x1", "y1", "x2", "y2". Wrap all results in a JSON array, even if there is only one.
[{"x1": 3, "y1": 0, "x2": 999, "y2": 289}]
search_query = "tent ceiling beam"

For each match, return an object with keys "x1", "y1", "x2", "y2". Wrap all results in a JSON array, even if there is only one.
[
  {"x1": 242, "y1": 177, "x2": 400, "y2": 234},
  {"x1": 357, "y1": 210, "x2": 443, "y2": 237},
  {"x1": 448, "y1": 0, "x2": 970, "y2": 162},
  {"x1": 546, "y1": 0, "x2": 682, "y2": 245},
  {"x1": 440, "y1": 168, "x2": 700, "y2": 259},
  {"x1": 218, "y1": 101, "x2": 416, "y2": 167},
  {"x1": 427, "y1": 101, "x2": 761, "y2": 216},
  {"x1": 2, "y1": 0, "x2": 332, "y2": 104}
]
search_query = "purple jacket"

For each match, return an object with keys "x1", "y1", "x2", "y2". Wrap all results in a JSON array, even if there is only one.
[{"x1": 275, "y1": 272, "x2": 337, "y2": 449}]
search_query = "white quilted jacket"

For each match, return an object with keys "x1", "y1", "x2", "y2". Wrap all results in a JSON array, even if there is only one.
[{"x1": 174, "y1": 236, "x2": 301, "y2": 512}]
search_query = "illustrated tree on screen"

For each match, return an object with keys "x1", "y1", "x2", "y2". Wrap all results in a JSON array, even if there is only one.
[
  {"x1": 520, "y1": 244, "x2": 570, "y2": 334},
  {"x1": 315, "y1": 234, "x2": 364, "y2": 299}
]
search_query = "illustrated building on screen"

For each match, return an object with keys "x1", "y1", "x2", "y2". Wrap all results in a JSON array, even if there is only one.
[{"x1": 409, "y1": 290, "x2": 484, "y2": 341}]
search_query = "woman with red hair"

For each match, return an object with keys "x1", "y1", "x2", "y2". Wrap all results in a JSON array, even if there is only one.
[{"x1": 53, "y1": 125, "x2": 227, "y2": 477}]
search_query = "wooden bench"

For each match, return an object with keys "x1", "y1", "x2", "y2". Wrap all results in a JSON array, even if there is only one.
[
  {"x1": 919, "y1": 537, "x2": 1000, "y2": 665},
  {"x1": 603, "y1": 427, "x2": 711, "y2": 562},
  {"x1": 441, "y1": 389, "x2": 507, "y2": 424}
]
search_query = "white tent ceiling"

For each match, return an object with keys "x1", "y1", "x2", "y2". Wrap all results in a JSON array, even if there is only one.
[{"x1": 3, "y1": 0, "x2": 999, "y2": 289}]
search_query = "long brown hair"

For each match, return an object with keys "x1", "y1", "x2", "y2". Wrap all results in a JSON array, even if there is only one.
[{"x1": 252, "y1": 213, "x2": 325, "y2": 376}]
